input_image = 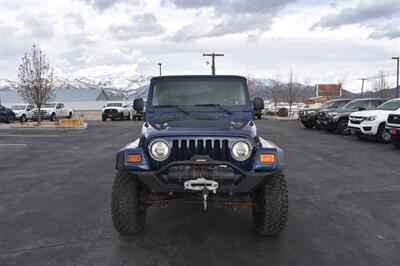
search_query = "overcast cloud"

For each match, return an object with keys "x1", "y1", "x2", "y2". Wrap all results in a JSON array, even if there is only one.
[{"x1": 1, "y1": 0, "x2": 399, "y2": 92}]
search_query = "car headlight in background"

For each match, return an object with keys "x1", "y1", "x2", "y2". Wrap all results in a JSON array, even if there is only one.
[
  {"x1": 307, "y1": 110, "x2": 317, "y2": 115},
  {"x1": 363, "y1": 116, "x2": 377, "y2": 121},
  {"x1": 231, "y1": 139, "x2": 252, "y2": 161},
  {"x1": 327, "y1": 112, "x2": 338, "y2": 118},
  {"x1": 149, "y1": 139, "x2": 170, "y2": 160}
]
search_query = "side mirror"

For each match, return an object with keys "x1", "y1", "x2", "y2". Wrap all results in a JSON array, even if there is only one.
[
  {"x1": 102, "y1": 106, "x2": 105, "y2": 108},
  {"x1": 253, "y1": 98, "x2": 264, "y2": 111},
  {"x1": 358, "y1": 107, "x2": 366, "y2": 111},
  {"x1": 133, "y1": 98, "x2": 144, "y2": 112}
]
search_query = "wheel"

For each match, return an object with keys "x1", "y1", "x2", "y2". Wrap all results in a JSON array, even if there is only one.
[
  {"x1": 120, "y1": 113, "x2": 125, "y2": 120},
  {"x1": 68, "y1": 112, "x2": 73, "y2": 119},
  {"x1": 392, "y1": 139, "x2": 400, "y2": 149},
  {"x1": 50, "y1": 113, "x2": 56, "y2": 121},
  {"x1": 252, "y1": 170, "x2": 288, "y2": 236},
  {"x1": 127, "y1": 112, "x2": 131, "y2": 120},
  {"x1": 257, "y1": 114, "x2": 261, "y2": 119},
  {"x1": 102, "y1": 116, "x2": 106, "y2": 121},
  {"x1": 20, "y1": 114, "x2": 27, "y2": 123},
  {"x1": 111, "y1": 171, "x2": 147, "y2": 235},
  {"x1": 336, "y1": 119, "x2": 350, "y2": 135},
  {"x1": 6, "y1": 115, "x2": 15, "y2": 124},
  {"x1": 303, "y1": 123, "x2": 314, "y2": 129},
  {"x1": 376, "y1": 123, "x2": 390, "y2": 143}
]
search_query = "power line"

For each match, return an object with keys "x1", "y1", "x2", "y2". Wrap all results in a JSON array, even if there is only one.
[{"x1": 203, "y1": 53, "x2": 224, "y2": 75}]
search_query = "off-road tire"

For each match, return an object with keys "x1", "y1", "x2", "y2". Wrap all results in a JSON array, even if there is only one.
[
  {"x1": 336, "y1": 118, "x2": 349, "y2": 135},
  {"x1": 392, "y1": 138, "x2": 400, "y2": 149},
  {"x1": 252, "y1": 170, "x2": 288, "y2": 236},
  {"x1": 111, "y1": 171, "x2": 146, "y2": 235},
  {"x1": 303, "y1": 123, "x2": 314, "y2": 129},
  {"x1": 102, "y1": 116, "x2": 106, "y2": 121},
  {"x1": 20, "y1": 114, "x2": 27, "y2": 123},
  {"x1": 50, "y1": 113, "x2": 56, "y2": 121},
  {"x1": 6, "y1": 115, "x2": 15, "y2": 124},
  {"x1": 376, "y1": 123, "x2": 390, "y2": 143}
]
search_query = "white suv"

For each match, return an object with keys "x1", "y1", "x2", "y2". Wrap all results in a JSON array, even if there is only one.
[
  {"x1": 386, "y1": 110, "x2": 400, "y2": 149},
  {"x1": 11, "y1": 104, "x2": 35, "y2": 122},
  {"x1": 348, "y1": 98, "x2": 400, "y2": 142}
]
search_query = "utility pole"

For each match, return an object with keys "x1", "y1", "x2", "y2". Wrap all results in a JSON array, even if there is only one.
[
  {"x1": 203, "y1": 53, "x2": 224, "y2": 75},
  {"x1": 157, "y1": 63, "x2": 162, "y2": 76},
  {"x1": 392, "y1": 57, "x2": 399, "y2": 98},
  {"x1": 358, "y1": 78, "x2": 368, "y2": 98}
]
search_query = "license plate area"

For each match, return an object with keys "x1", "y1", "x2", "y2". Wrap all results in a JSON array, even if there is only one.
[{"x1": 390, "y1": 127, "x2": 397, "y2": 135}]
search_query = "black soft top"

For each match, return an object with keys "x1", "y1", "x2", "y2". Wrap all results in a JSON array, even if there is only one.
[{"x1": 150, "y1": 75, "x2": 247, "y2": 82}]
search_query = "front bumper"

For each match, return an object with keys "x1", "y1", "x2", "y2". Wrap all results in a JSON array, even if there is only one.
[
  {"x1": 386, "y1": 126, "x2": 400, "y2": 140},
  {"x1": 299, "y1": 115, "x2": 316, "y2": 126},
  {"x1": 348, "y1": 122, "x2": 377, "y2": 136},
  {"x1": 128, "y1": 159, "x2": 277, "y2": 194},
  {"x1": 318, "y1": 117, "x2": 338, "y2": 130},
  {"x1": 103, "y1": 112, "x2": 123, "y2": 119}
]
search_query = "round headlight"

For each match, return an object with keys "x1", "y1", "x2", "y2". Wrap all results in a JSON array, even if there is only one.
[
  {"x1": 149, "y1": 139, "x2": 170, "y2": 161},
  {"x1": 231, "y1": 139, "x2": 252, "y2": 161}
]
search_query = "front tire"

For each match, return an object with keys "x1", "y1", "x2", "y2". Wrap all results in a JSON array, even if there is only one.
[
  {"x1": 50, "y1": 113, "x2": 56, "y2": 122},
  {"x1": 336, "y1": 119, "x2": 349, "y2": 135},
  {"x1": 376, "y1": 123, "x2": 390, "y2": 143},
  {"x1": 111, "y1": 171, "x2": 147, "y2": 235},
  {"x1": 252, "y1": 170, "x2": 288, "y2": 236},
  {"x1": 68, "y1": 112, "x2": 73, "y2": 119},
  {"x1": 20, "y1": 114, "x2": 27, "y2": 123}
]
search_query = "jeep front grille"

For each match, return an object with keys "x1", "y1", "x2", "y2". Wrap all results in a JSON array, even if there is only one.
[{"x1": 171, "y1": 139, "x2": 230, "y2": 161}]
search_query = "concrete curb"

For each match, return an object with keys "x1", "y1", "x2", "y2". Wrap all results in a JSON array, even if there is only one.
[{"x1": 0, "y1": 123, "x2": 88, "y2": 131}]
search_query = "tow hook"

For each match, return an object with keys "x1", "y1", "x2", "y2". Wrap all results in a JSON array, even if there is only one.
[
  {"x1": 202, "y1": 190, "x2": 208, "y2": 211},
  {"x1": 184, "y1": 178, "x2": 218, "y2": 210}
]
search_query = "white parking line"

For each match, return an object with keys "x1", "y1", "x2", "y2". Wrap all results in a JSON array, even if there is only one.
[
  {"x1": 0, "y1": 134, "x2": 58, "y2": 137},
  {"x1": 0, "y1": 144, "x2": 27, "y2": 146}
]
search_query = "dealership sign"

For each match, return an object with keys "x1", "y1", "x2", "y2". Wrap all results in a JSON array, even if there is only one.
[{"x1": 315, "y1": 84, "x2": 341, "y2": 97}]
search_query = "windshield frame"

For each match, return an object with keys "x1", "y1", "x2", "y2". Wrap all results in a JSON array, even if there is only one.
[{"x1": 147, "y1": 77, "x2": 250, "y2": 111}]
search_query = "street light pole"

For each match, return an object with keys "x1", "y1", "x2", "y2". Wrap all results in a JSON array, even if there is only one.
[
  {"x1": 157, "y1": 63, "x2": 162, "y2": 76},
  {"x1": 392, "y1": 57, "x2": 399, "y2": 98},
  {"x1": 358, "y1": 78, "x2": 368, "y2": 98}
]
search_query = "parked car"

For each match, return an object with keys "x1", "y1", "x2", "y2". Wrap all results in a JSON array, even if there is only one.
[
  {"x1": 386, "y1": 111, "x2": 400, "y2": 148},
  {"x1": 317, "y1": 98, "x2": 387, "y2": 134},
  {"x1": 112, "y1": 75, "x2": 288, "y2": 236},
  {"x1": 0, "y1": 105, "x2": 16, "y2": 123},
  {"x1": 33, "y1": 102, "x2": 74, "y2": 121},
  {"x1": 348, "y1": 98, "x2": 400, "y2": 142},
  {"x1": 298, "y1": 99, "x2": 352, "y2": 129},
  {"x1": 10, "y1": 104, "x2": 35, "y2": 122},
  {"x1": 102, "y1": 102, "x2": 132, "y2": 121}
]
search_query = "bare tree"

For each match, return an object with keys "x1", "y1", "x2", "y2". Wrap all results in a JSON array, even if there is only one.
[
  {"x1": 17, "y1": 44, "x2": 54, "y2": 124},
  {"x1": 336, "y1": 74, "x2": 347, "y2": 93},
  {"x1": 268, "y1": 74, "x2": 283, "y2": 116},
  {"x1": 285, "y1": 70, "x2": 299, "y2": 117},
  {"x1": 298, "y1": 75, "x2": 313, "y2": 103},
  {"x1": 373, "y1": 71, "x2": 390, "y2": 98}
]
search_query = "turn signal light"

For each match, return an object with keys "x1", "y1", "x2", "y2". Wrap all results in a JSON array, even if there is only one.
[
  {"x1": 259, "y1": 154, "x2": 276, "y2": 163},
  {"x1": 126, "y1": 154, "x2": 142, "y2": 163}
]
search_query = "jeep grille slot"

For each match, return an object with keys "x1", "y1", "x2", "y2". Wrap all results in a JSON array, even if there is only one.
[{"x1": 171, "y1": 139, "x2": 229, "y2": 160}]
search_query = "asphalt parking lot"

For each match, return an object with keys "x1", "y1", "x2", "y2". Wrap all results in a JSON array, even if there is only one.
[{"x1": 0, "y1": 120, "x2": 399, "y2": 266}]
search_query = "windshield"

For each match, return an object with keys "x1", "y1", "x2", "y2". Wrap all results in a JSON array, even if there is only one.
[
  {"x1": 107, "y1": 103, "x2": 123, "y2": 107},
  {"x1": 43, "y1": 103, "x2": 56, "y2": 108},
  {"x1": 343, "y1": 100, "x2": 362, "y2": 109},
  {"x1": 377, "y1": 100, "x2": 400, "y2": 111},
  {"x1": 11, "y1": 105, "x2": 26, "y2": 110},
  {"x1": 151, "y1": 79, "x2": 247, "y2": 107}
]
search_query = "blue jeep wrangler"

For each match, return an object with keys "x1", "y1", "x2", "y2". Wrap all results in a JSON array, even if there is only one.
[{"x1": 112, "y1": 75, "x2": 288, "y2": 236}]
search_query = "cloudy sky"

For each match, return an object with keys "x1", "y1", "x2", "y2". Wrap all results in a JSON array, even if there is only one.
[{"x1": 1, "y1": 0, "x2": 399, "y2": 92}]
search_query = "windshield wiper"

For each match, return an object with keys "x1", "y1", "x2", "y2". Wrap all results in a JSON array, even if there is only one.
[
  {"x1": 153, "y1": 105, "x2": 190, "y2": 115},
  {"x1": 194, "y1": 104, "x2": 233, "y2": 115}
]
